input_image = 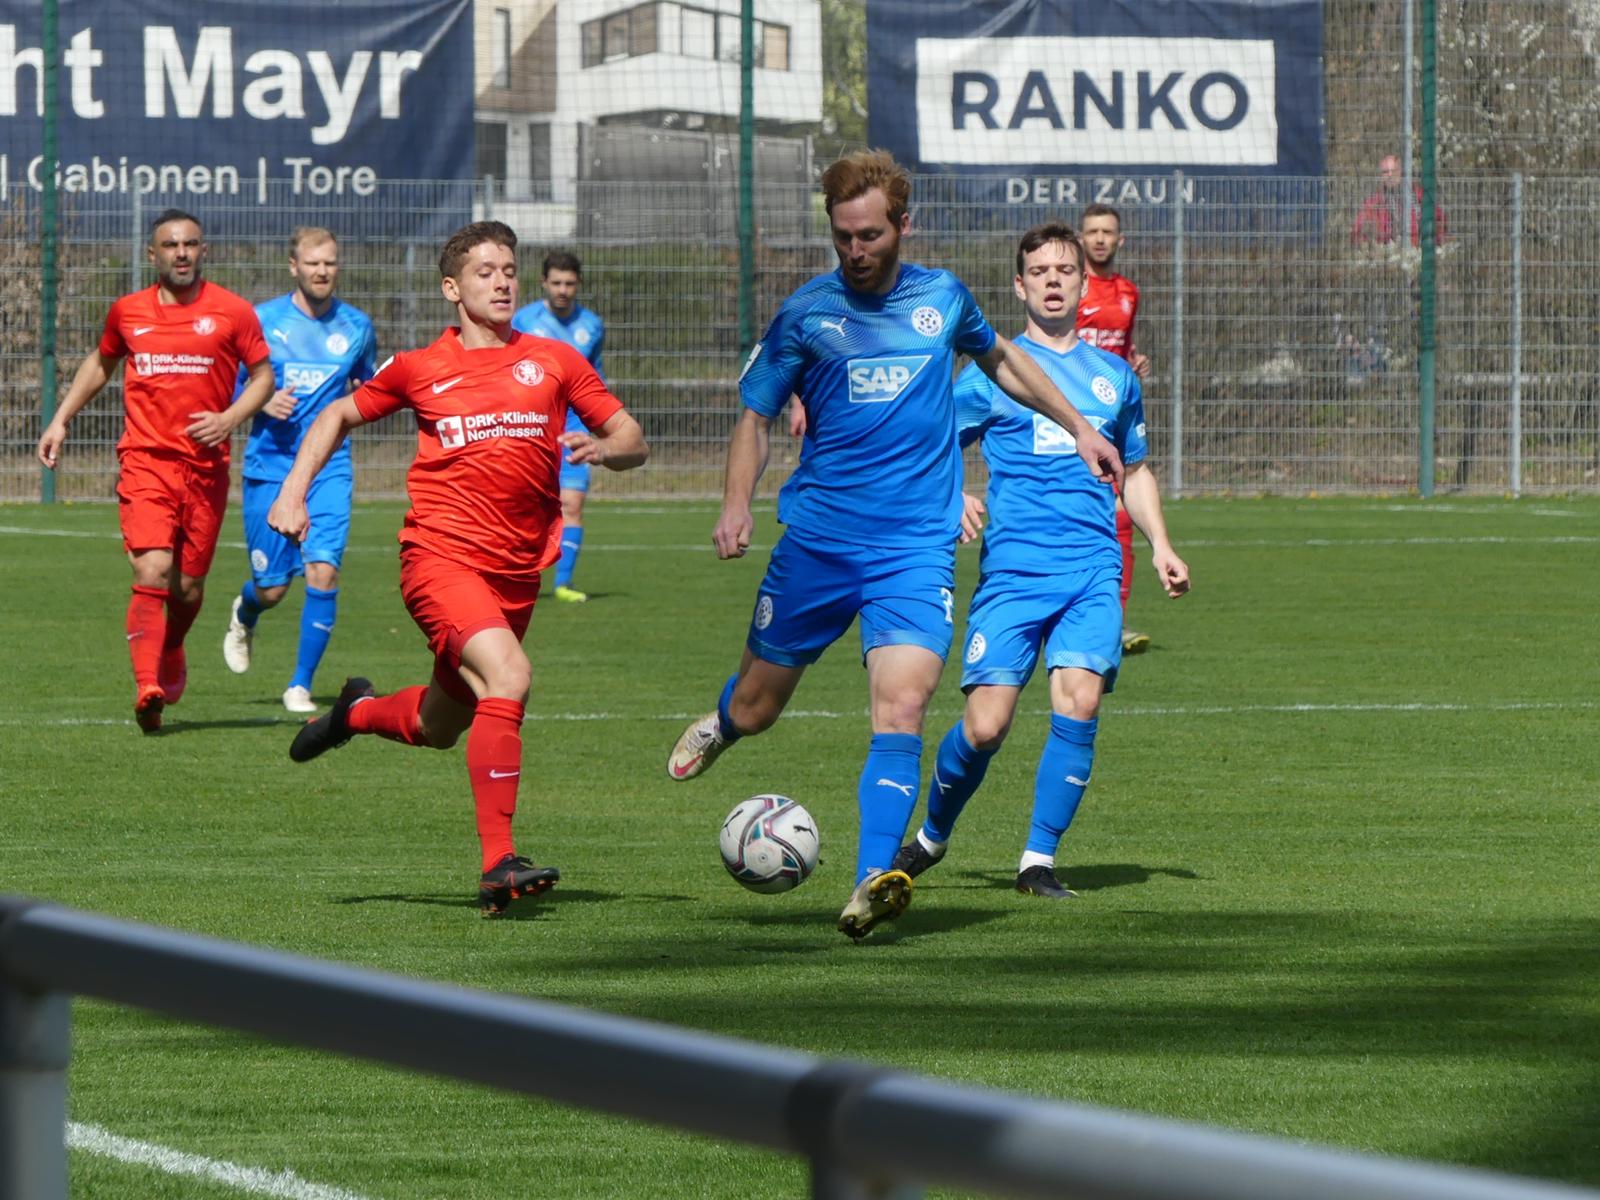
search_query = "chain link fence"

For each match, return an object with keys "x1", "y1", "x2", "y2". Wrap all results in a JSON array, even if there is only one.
[{"x1": 4, "y1": 0, "x2": 1599, "y2": 500}]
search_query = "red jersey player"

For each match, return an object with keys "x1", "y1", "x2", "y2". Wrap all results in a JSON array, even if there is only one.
[
  {"x1": 268, "y1": 220, "x2": 648, "y2": 916},
  {"x1": 1077, "y1": 203, "x2": 1153, "y2": 656},
  {"x1": 37, "y1": 208, "x2": 275, "y2": 733}
]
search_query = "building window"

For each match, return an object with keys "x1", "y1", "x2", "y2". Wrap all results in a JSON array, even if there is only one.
[
  {"x1": 491, "y1": 8, "x2": 512, "y2": 88},
  {"x1": 581, "y1": 3, "x2": 786, "y2": 70},
  {"x1": 529, "y1": 123, "x2": 552, "y2": 201},
  {"x1": 763, "y1": 22, "x2": 788, "y2": 70},
  {"x1": 475, "y1": 120, "x2": 508, "y2": 181},
  {"x1": 680, "y1": 6, "x2": 713, "y2": 59}
]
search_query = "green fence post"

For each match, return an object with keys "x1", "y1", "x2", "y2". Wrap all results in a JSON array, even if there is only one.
[
  {"x1": 737, "y1": 0, "x2": 755, "y2": 357},
  {"x1": 1417, "y1": 0, "x2": 1438, "y2": 498},
  {"x1": 40, "y1": 0, "x2": 60, "y2": 504}
]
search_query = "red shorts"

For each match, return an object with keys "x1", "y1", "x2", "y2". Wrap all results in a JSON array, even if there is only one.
[
  {"x1": 116, "y1": 450, "x2": 229, "y2": 579},
  {"x1": 399, "y1": 546, "x2": 539, "y2": 705}
]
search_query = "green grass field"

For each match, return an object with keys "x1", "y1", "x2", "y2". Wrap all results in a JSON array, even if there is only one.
[{"x1": 2, "y1": 495, "x2": 1598, "y2": 1199}]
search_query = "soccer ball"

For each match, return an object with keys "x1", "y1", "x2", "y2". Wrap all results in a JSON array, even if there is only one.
[{"x1": 718, "y1": 794, "x2": 819, "y2": 894}]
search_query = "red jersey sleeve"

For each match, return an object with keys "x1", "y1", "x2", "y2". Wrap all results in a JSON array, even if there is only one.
[
  {"x1": 98, "y1": 297, "x2": 128, "y2": 360},
  {"x1": 550, "y1": 340, "x2": 624, "y2": 431},
  {"x1": 353, "y1": 353, "x2": 416, "y2": 422}
]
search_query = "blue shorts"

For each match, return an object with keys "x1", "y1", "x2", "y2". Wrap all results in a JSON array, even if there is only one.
[
  {"x1": 559, "y1": 456, "x2": 591, "y2": 493},
  {"x1": 746, "y1": 533, "x2": 956, "y2": 668},
  {"x1": 958, "y1": 565, "x2": 1123, "y2": 693},
  {"x1": 242, "y1": 472, "x2": 352, "y2": 587}
]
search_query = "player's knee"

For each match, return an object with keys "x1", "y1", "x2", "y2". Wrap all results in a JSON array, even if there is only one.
[
  {"x1": 304, "y1": 563, "x2": 338, "y2": 591},
  {"x1": 963, "y1": 712, "x2": 1012, "y2": 751},
  {"x1": 256, "y1": 584, "x2": 289, "y2": 608},
  {"x1": 873, "y1": 696, "x2": 929, "y2": 736}
]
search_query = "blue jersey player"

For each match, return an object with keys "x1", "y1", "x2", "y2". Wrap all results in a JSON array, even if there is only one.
[
  {"x1": 511, "y1": 251, "x2": 605, "y2": 603},
  {"x1": 222, "y1": 228, "x2": 377, "y2": 712},
  {"x1": 892, "y1": 223, "x2": 1190, "y2": 900},
  {"x1": 665, "y1": 153, "x2": 1125, "y2": 940}
]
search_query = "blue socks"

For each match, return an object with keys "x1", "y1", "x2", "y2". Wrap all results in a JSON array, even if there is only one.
[
  {"x1": 921, "y1": 720, "x2": 996, "y2": 845},
  {"x1": 290, "y1": 586, "x2": 338, "y2": 691},
  {"x1": 236, "y1": 581, "x2": 264, "y2": 628},
  {"x1": 715, "y1": 674, "x2": 744, "y2": 743},
  {"x1": 1024, "y1": 714, "x2": 1098, "y2": 859},
  {"x1": 556, "y1": 525, "x2": 584, "y2": 588},
  {"x1": 856, "y1": 732, "x2": 923, "y2": 883}
]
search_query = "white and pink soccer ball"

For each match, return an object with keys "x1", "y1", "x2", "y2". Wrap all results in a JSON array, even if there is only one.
[{"x1": 718, "y1": 794, "x2": 819, "y2": 893}]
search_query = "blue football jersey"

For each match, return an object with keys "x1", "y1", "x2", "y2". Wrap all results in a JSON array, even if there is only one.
[
  {"x1": 512, "y1": 300, "x2": 606, "y2": 436},
  {"x1": 242, "y1": 295, "x2": 377, "y2": 482},
  {"x1": 955, "y1": 335, "x2": 1148, "y2": 576},
  {"x1": 741, "y1": 263, "x2": 995, "y2": 549}
]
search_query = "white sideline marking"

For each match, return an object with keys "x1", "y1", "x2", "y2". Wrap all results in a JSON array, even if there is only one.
[
  {"x1": 11, "y1": 699, "x2": 1593, "y2": 731},
  {"x1": 67, "y1": 1122, "x2": 375, "y2": 1200}
]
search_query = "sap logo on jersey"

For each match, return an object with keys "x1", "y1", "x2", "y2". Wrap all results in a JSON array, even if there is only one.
[
  {"x1": 847, "y1": 355, "x2": 931, "y2": 403},
  {"x1": 283, "y1": 362, "x2": 333, "y2": 394},
  {"x1": 1033, "y1": 413, "x2": 1077, "y2": 455}
]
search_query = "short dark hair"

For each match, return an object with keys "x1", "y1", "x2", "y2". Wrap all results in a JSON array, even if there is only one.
[
  {"x1": 149, "y1": 208, "x2": 202, "y2": 241},
  {"x1": 1080, "y1": 202, "x2": 1122, "y2": 229},
  {"x1": 439, "y1": 220, "x2": 517, "y2": 278},
  {"x1": 542, "y1": 250, "x2": 582, "y2": 277},
  {"x1": 1015, "y1": 221, "x2": 1084, "y2": 277}
]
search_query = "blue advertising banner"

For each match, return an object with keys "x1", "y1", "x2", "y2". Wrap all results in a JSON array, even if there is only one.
[
  {"x1": 867, "y1": 0, "x2": 1325, "y2": 227},
  {"x1": 0, "y1": 0, "x2": 472, "y2": 234}
]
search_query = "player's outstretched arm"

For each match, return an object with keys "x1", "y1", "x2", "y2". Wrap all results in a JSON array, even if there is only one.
[
  {"x1": 37, "y1": 350, "x2": 117, "y2": 469},
  {"x1": 558, "y1": 410, "x2": 648, "y2": 471},
  {"x1": 713, "y1": 408, "x2": 771, "y2": 560},
  {"x1": 268, "y1": 396, "x2": 369, "y2": 544},
  {"x1": 974, "y1": 335, "x2": 1124, "y2": 486},
  {"x1": 1121, "y1": 462, "x2": 1190, "y2": 598},
  {"x1": 187, "y1": 357, "x2": 276, "y2": 447}
]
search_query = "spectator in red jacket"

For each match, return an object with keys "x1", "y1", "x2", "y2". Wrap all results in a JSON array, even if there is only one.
[{"x1": 1353, "y1": 154, "x2": 1449, "y2": 246}]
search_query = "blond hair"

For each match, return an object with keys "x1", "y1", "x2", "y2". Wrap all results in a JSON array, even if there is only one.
[{"x1": 289, "y1": 226, "x2": 337, "y2": 257}]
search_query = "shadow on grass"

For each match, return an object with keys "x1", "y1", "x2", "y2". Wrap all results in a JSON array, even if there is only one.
[
  {"x1": 940, "y1": 863, "x2": 1202, "y2": 893},
  {"x1": 145, "y1": 716, "x2": 299, "y2": 734},
  {"x1": 332, "y1": 888, "x2": 685, "y2": 912}
]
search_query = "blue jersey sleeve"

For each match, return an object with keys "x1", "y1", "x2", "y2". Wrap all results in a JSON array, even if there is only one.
[
  {"x1": 953, "y1": 363, "x2": 1000, "y2": 449},
  {"x1": 740, "y1": 301, "x2": 807, "y2": 419},
  {"x1": 950, "y1": 278, "x2": 996, "y2": 359},
  {"x1": 355, "y1": 321, "x2": 378, "y2": 386},
  {"x1": 589, "y1": 320, "x2": 605, "y2": 382},
  {"x1": 1117, "y1": 371, "x2": 1150, "y2": 468}
]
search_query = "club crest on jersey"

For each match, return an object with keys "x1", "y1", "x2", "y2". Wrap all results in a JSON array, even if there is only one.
[
  {"x1": 575, "y1": 328, "x2": 591, "y2": 345},
  {"x1": 437, "y1": 415, "x2": 466, "y2": 449},
  {"x1": 965, "y1": 632, "x2": 987, "y2": 663},
  {"x1": 911, "y1": 306, "x2": 944, "y2": 336},
  {"x1": 847, "y1": 355, "x2": 931, "y2": 403},
  {"x1": 1032, "y1": 413, "x2": 1078, "y2": 455},
  {"x1": 325, "y1": 333, "x2": 349, "y2": 356},
  {"x1": 1092, "y1": 376, "x2": 1118, "y2": 405},
  {"x1": 192, "y1": 316, "x2": 216, "y2": 335},
  {"x1": 250, "y1": 549, "x2": 269, "y2": 572},
  {"x1": 513, "y1": 360, "x2": 546, "y2": 386},
  {"x1": 755, "y1": 594, "x2": 774, "y2": 630}
]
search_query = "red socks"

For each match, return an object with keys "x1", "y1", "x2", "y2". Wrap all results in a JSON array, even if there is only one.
[
  {"x1": 163, "y1": 592, "x2": 202, "y2": 650},
  {"x1": 467, "y1": 697, "x2": 525, "y2": 872},
  {"x1": 126, "y1": 586, "x2": 167, "y2": 692},
  {"x1": 1116, "y1": 504, "x2": 1135, "y2": 608},
  {"x1": 347, "y1": 685, "x2": 429, "y2": 746}
]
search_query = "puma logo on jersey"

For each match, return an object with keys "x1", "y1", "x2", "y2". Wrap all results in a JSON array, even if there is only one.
[
  {"x1": 432, "y1": 376, "x2": 466, "y2": 394},
  {"x1": 847, "y1": 355, "x2": 930, "y2": 404},
  {"x1": 270, "y1": 328, "x2": 290, "y2": 343},
  {"x1": 819, "y1": 316, "x2": 848, "y2": 336}
]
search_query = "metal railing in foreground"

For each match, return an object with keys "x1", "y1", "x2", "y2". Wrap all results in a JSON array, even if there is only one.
[{"x1": 1, "y1": 896, "x2": 1594, "y2": 1200}]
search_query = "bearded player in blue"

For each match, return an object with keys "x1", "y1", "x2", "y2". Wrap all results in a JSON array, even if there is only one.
[
  {"x1": 511, "y1": 251, "x2": 606, "y2": 603},
  {"x1": 892, "y1": 223, "x2": 1191, "y2": 900},
  {"x1": 223, "y1": 228, "x2": 377, "y2": 713},
  {"x1": 666, "y1": 154, "x2": 1125, "y2": 939}
]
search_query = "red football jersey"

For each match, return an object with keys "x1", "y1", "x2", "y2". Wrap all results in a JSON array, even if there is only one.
[
  {"x1": 98, "y1": 282, "x2": 269, "y2": 467},
  {"x1": 354, "y1": 328, "x2": 624, "y2": 580},
  {"x1": 1076, "y1": 272, "x2": 1140, "y2": 361}
]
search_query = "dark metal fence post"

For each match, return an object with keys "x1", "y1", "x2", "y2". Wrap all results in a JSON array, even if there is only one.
[{"x1": 0, "y1": 971, "x2": 71, "y2": 1199}]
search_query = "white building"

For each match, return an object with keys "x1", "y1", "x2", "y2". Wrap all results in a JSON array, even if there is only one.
[{"x1": 473, "y1": 0, "x2": 822, "y2": 232}]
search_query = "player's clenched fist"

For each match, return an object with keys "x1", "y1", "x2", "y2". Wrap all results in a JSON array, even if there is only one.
[{"x1": 712, "y1": 507, "x2": 753, "y2": 559}]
